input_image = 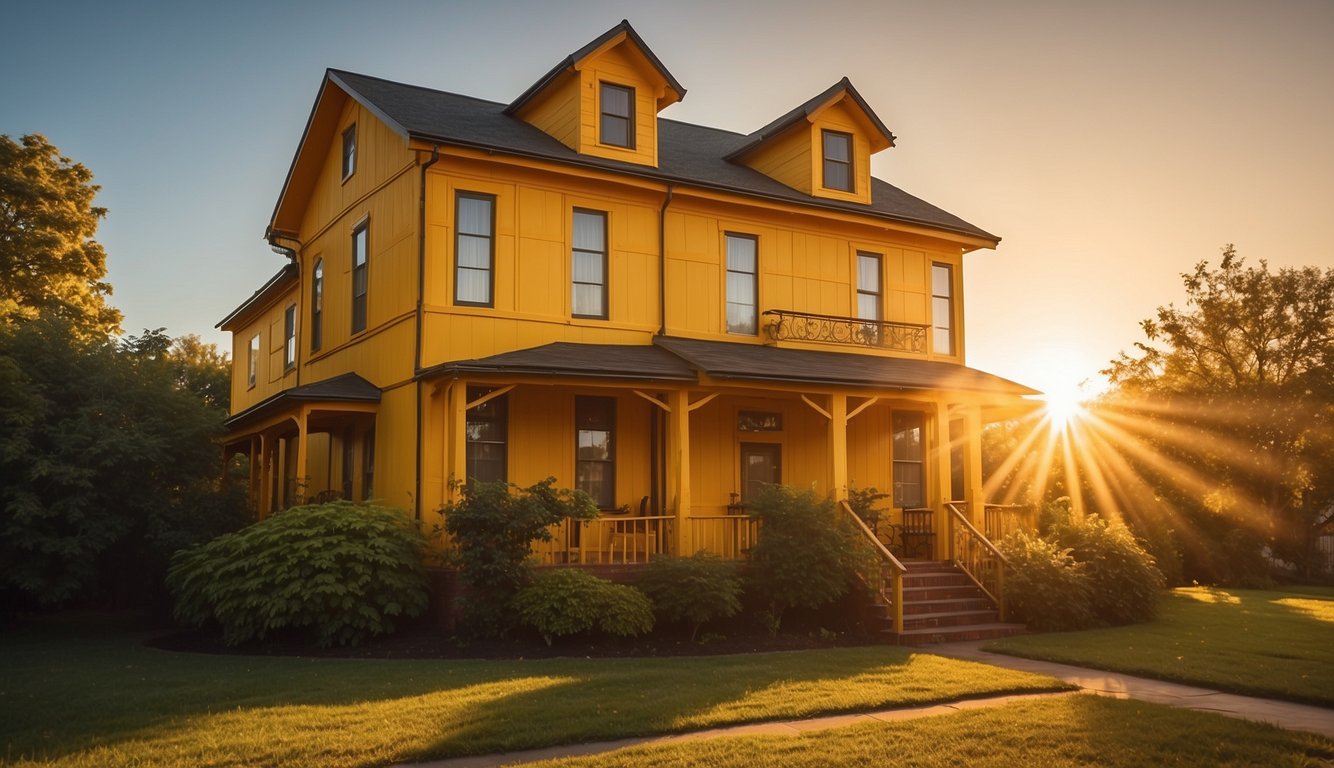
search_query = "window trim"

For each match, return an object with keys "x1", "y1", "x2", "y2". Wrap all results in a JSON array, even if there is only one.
[
  {"x1": 454, "y1": 191, "x2": 496, "y2": 308},
  {"x1": 341, "y1": 124, "x2": 357, "y2": 182},
  {"x1": 351, "y1": 219, "x2": 369, "y2": 334},
  {"x1": 575, "y1": 395, "x2": 616, "y2": 510},
  {"x1": 598, "y1": 82, "x2": 635, "y2": 150},
  {"x1": 822, "y1": 129, "x2": 854, "y2": 193},
  {"x1": 571, "y1": 208, "x2": 608, "y2": 320},
  {"x1": 310, "y1": 257, "x2": 323, "y2": 353},
  {"x1": 283, "y1": 303, "x2": 296, "y2": 371},
  {"x1": 725, "y1": 232, "x2": 759, "y2": 336},
  {"x1": 247, "y1": 334, "x2": 259, "y2": 390},
  {"x1": 931, "y1": 262, "x2": 955, "y2": 356}
]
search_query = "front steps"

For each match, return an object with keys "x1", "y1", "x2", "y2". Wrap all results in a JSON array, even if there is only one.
[{"x1": 867, "y1": 560, "x2": 1025, "y2": 645}]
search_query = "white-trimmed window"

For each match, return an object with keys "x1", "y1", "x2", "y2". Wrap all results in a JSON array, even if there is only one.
[
  {"x1": 931, "y1": 262, "x2": 954, "y2": 355},
  {"x1": 571, "y1": 209, "x2": 607, "y2": 319}
]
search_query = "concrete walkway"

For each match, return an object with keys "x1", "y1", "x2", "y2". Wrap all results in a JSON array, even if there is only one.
[{"x1": 397, "y1": 645, "x2": 1334, "y2": 768}]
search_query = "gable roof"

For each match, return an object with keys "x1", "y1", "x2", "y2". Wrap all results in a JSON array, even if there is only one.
[
  {"x1": 724, "y1": 77, "x2": 897, "y2": 160},
  {"x1": 505, "y1": 19, "x2": 686, "y2": 115},
  {"x1": 315, "y1": 69, "x2": 998, "y2": 244},
  {"x1": 224, "y1": 373, "x2": 381, "y2": 429}
]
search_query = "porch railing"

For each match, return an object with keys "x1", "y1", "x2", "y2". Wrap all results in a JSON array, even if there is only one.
[
  {"x1": 945, "y1": 502, "x2": 1009, "y2": 621},
  {"x1": 838, "y1": 500, "x2": 907, "y2": 634},
  {"x1": 538, "y1": 515, "x2": 675, "y2": 565},
  {"x1": 983, "y1": 503, "x2": 1035, "y2": 541},
  {"x1": 763, "y1": 309, "x2": 929, "y2": 354},
  {"x1": 686, "y1": 515, "x2": 760, "y2": 559}
]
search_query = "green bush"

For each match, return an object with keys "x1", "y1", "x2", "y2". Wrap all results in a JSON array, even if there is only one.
[
  {"x1": 511, "y1": 568, "x2": 654, "y2": 645},
  {"x1": 998, "y1": 530, "x2": 1096, "y2": 631},
  {"x1": 638, "y1": 552, "x2": 742, "y2": 640},
  {"x1": 167, "y1": 502, "x2": 427, "y2": 647},
  {"x1": 440, "y1": 477, "x2": 597, "y2": 636},
  {"x1": 1053, "y1": 514, "x2": 1164, "y2": 625},
  {"x1": 746, "y1": 485, "x2": 877, "y2": 631}
]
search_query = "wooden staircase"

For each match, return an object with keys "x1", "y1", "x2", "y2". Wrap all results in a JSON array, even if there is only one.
[{"x1": 866, "y1": 560, "x2": 1025, "y2": 645}]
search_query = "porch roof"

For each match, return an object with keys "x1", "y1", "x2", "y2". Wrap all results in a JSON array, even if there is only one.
[
  {"x1": 652, "y1": 336, "x2": 1040, "y2": 396},
  {"x1": 417, "y1": 342, "x2": 698, "y2": 382},
  {"x1": 224, "y1": 372, "x2": 382, "y2": 430}
]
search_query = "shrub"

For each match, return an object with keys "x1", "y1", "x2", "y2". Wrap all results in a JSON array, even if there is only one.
[
  {"x1": 511, "y1": 568, "x2": 653, "y2": 645},
  {"x1": 440, "y1": 478, "x2": 598, "y2": 636},
  {"x1": 998, "y1": 530, "x2": 1096, "y2": 631},
  {"x1": 745, "y1": 485, "x2": 877, "y2": 631},
  {"x1": 1053, "y1": 514, "x2": 1165, "y2": 625},
  {"x1": 167, "y1": 502, "x2": 428, "y2": 647},
  {"x1": 638, "y1": 552, "x2": 742, "y2": 640},
  {"x1": 846, "y1": 485, "x2": 889, "y2": 531}
]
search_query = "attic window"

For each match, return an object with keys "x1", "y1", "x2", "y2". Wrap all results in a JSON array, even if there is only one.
[
  {"x1": 822, "y1": 130, "x2": 853, "y2": 192},
  {"x1": 599, "y1": 83, "x2": 634, "y2": 149},
  {"x1": 341, "y1": 124, "x2": 357, "y2": 180}
]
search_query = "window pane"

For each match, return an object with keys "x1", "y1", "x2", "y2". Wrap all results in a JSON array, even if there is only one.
[
  {"x1": 934, "y1": 327, "x2": 953, "y2": 355},
  {"x1": 824, "y1": 161, "x2": 849, "y2": 191},
  {"x1": 932, "y1": 264, "x2": 951, "y2": 297},
  {"x1": 892, "y1": 413, "x2": 923, "y2": 459},
  {"x1": 458, "y1": 196, "x2": 492, "y2": 236},
  {"x1": 352, "y1": 227, "x2": 367, "y2": 267},
  {"x1": 602, "y1": 85, "x2": 630, "y2": 117},
  {"x1": 858, "y1": 254, "x2": 880, "y2": 292},
  {"x1": 457, "y1": 267, "x2": 490, "y2": 304},
  {"x1": 600, "y1": 116, "x2": 627, "y2": 146},
  {"x1": 572, "y1": 250, "x2": 604, "y2": 283},
  {"x1": 458, "y1": 234, "x2": 491, "y2": 269},
  {"x1": 727, "y1": 302, "x2": 756, "y2": 335},
  {"x1": 824, "y1": 131, "x2": 850, "y2": 162},
  {"x1": 573, "y1": 211, "x2": 605, "y2": 250},
  {"x1": 933, "y1": 296, "x2": 952, "y2": 329},
  {"x1": 892, "y1": 462, "x2": 923, "y2": 508},
  {"x1": 572, "y1": 283, "x2": 603, "y2": 317},
  {"x1": 726, "y1": 237, "x2": 756, "y2": 272},
  {"x1": 352, "y1": 265, "x2": 367, "y2": 297},
  {"x1": 726, "y1": 271, "x2": 755, "y2": 305},
  {"x1": 858, "y1": 293, "x2": 880, "y2": 321},
  {"x1": 578, "y1": 429, "x2": 611, "y2": 460}
]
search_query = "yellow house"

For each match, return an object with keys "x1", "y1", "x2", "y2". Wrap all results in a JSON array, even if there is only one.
[{"x1": 218, "y1": 21, "x2": 1037, "y2": 635}]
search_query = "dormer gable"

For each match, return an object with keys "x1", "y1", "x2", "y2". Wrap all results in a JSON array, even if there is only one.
[
  {"x1": 504, "y1": 19, "x2": 685, "y2": 168},
  {"x1": 725, "y1": 78, "x2": 894, "y2": 205}
]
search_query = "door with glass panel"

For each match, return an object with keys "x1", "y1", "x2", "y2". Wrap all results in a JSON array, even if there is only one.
[{"x1": 740, "y1": 443, "x2": 781, "y2": 504}]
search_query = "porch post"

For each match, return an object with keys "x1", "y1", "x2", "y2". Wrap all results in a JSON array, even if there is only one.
[
  {"x1": 933, "y1": 400, "x2": 952, "y2": 560},
  {"x1": 294, "y1": 407, "x2": 310, "y2": 505},
  {"x1": 829, "y1": 392, "x2": 848, "y2": 501},
  {"x1": 667, "y1": 389, "x2": 691, "y2": 557},
  {"x1": 446, "y1": 380, "x2": 468, "y2": 503},
  {"x1": 258, "y1": 432, "x2": 270, "y2": 518},
  {"x1": 964, "y1": 405, "x2": 985, "y2": 529}
]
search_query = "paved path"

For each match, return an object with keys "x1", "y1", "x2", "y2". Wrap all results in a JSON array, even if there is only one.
[{"x1": 397, "y1": 645, "x2": 1334, "y2": 768}]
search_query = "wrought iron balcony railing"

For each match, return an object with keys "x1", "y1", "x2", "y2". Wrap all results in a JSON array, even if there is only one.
[{"x1": 763, "y1": 310, "x2": 929, "y2": 353}]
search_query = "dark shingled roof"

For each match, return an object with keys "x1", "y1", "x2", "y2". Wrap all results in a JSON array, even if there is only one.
[
  {"x1": 326, "y1": 70, "x2": 998, "y2": 243},
  {"x1": 417, "y1": 342, "x2": 697, "y2": 382},
  {"x1": 725, "y1": 77, "x2": 896, "y2": 160},
  {"x1": 216, "y1": 262, "x2": 297, "y2": 330},
  {"x1": 225, "y1": 373, "x2": 381, "y2": 429},
  {"x1": 653, "y1": 336, "x2": 1039, "y2": 396}
]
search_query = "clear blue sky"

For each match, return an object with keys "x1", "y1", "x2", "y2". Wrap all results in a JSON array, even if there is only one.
[{"x1": 4, "y1": 0, "x2": 1332, "y2": 399}]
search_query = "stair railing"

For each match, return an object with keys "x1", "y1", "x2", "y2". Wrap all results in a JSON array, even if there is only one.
[
  {"x1": 945, "y1": 502, "x2": 1009, "y2": 621},
  {"x1": 837, "y1": 499, "x2": 907, "y2": 634}
]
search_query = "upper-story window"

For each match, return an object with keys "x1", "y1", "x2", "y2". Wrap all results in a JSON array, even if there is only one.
[
  {"x1": 571, "y1": 209, "x2": 607, "y2": 319},
  {"x1": 931, "y1": 262, "x2": 954, "y2": 355},
  {"x1": 247, "y1": 334, "x2": 259, "y2": 389},
  {"x1": 822, "y1": 130, "x2": 853, "y2": 192},
  {"x1": 310, "y1": 258, "x2": 323, "y2": 353},
  {"x1": 341, "y1": 124, "x2": 357, "y2": 181},
  {"x1": 575, "y1": 396, "x2": 615, "y2": 509},
  {"x1": 856, "y1": 251, "x2": 882, "y2": 321},
  {"x1": 283, "y1": 304, "x2": 297, "y2": 370},
  {"x1": 599, "y1": 83, "x2": 635, "y2": 149},
  {"x1": 725, "y1": 233, "x2": 758, "y2": 335},
  {"x1": 455, "y1": 192, "x2": 495, "y2": 307},
  {"x1": 351, "y1": 220, "x2": 369, "y2": 333}
]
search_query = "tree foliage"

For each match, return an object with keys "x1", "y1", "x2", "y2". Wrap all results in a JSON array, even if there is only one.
[
  {"x1": 1104, "y1": 247, "x2": 1334, "y2": 580},
  {"x1": 0, "y1": 134, "x2": 121, "y2": 340}
]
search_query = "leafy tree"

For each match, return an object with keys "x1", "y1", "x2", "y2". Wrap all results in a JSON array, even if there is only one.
[
  {"x1": 0, "y1": 134, "x2": 121, "y2": 340},
  {"x1": 168, "y1": 334, "x2": 231, "y2": 412},
  {"x1": 1104, "y1": 247, "x2": 1334, "y2": 580}
]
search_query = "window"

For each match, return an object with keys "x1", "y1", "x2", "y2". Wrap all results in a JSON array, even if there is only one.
[
  {"x1": 737, "y1": 411, "x2": 783, "y2": 432},
  {"x1": 892, "y1": 411, "x2": 924, "y2": 508},
  {"x1": 310, "y1": 258, "x2": 323, "y2": 352},
  {"x1": 351, "y1": 221, "x2": 369, "y2": 333},
  {"x1": 822, "y1": 130, "x2": 853, "y2": 192},
  {"x1": 856, "y1": 252, "x2": 882, "y2": 321},
  {"x1": 455, "y1": 193, "x2": 494, "y2": 306},
  {"x1": 575, "y1": 396, "x2": 615, "y2": 509},
  {"x1": 247, "y1": 334, "x2": 259, "y2": 388},
  {"x1": 571, "y1": 209, "x2": 607, "y2": 318},
  {"x1": 725, "y1": 233, "x2": 758, "y2": 335},
  {"x1": 931, "y1": 263, "x2": 954, "y2": 355},
  {"x1": 341, "y1": 124, "x2": 356, "y2": 180},
  {"x1": 599, "y1": 83, "x2": 634, "y2": 149},
  {"x1": 362, "y1": 428, "x2": 375, "y2": 500},
  {"x1": 465, "y1": 387, "x2": 507, "y2": 484},
  {"x1": 283, "y1": 304, "x2": 296, "y2": 370}
]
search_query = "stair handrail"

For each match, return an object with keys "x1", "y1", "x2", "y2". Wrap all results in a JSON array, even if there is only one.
[
  {"x1": 837, "y1": 499, "x2": 906, "y2": 634},
  {"x1": 945, "y1": 502, "x2": 1009, "y2": 621}
]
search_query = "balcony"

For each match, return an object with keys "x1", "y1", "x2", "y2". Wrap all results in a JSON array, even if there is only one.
[{"x1": 763, "y1": 310, "x2": 928, "y2": 354}]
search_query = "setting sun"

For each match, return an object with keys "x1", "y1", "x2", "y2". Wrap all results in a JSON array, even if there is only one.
[{"x1": 1042, "y1": 384, "x2": 1086, "y2": 429}]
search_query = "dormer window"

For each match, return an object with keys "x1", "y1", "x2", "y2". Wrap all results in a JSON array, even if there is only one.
[
  {"x1": 599, "y1": 83, "x2": 634, "y2": 149},
  {"x1": 341, "y1": 124, "x2": 357, "y2": 181},
  {"x1": 822, "y1": 130, "x2": 853, "y2": 192}
]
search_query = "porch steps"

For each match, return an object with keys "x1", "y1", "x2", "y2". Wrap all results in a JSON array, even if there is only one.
[{"x1": 868, "y1": 560, "x2": 1025, "y2": 645}]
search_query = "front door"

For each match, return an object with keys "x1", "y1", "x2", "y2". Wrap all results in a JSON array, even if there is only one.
[{"x1": 740, "y1": 442, "x2": 782, "y2": 503}]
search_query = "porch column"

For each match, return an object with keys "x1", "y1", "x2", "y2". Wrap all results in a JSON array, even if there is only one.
[
  {"x1": 258, "y1": 432, "x2": 270, "y2": 518},
  {"x1": 933, "y1": 400, "x2": 952, "y2": 560},
  {"x1": 964, "y1": 406, "x2": 985, "y2": 529},
  {"x1": 446, "y1": 380, "x2": 468, "y2": 503},
  {"x1": 294, "y1": 406, "x2": 310, "y2": 504},
  {"x1": 667, "y1": 389, "x2": 691, "y2": 557},
  {"x1": 829, "y1": 392, "x2": 848, "y2": 502}
]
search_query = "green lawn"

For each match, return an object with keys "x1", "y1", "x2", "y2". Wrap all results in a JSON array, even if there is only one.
[
  {"x1": 527, "y1": 695, "x2": 1334, "y2": 768},
  {"x1": 0, "y1": 614, "x2": 1067, "y2": 768},
  {"x1": 986, "y1": 586, "x2": 1334, "y2": 706}
]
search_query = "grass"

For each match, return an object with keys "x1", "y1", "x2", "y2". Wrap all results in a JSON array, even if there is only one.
[
  {"x1": 0, "y1": 613, "x2": 1067, "y2": 768},
  {"x1": 986, "y1": 585, "x2": 1334, "y2": 706},
  {"x1": 526, "y1": 695, "x2": 1334, "y2": 768}
]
